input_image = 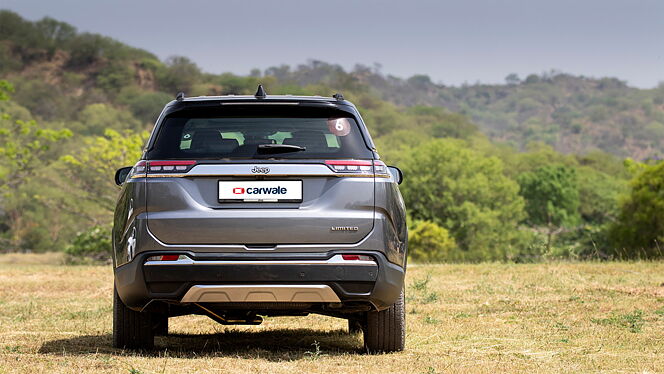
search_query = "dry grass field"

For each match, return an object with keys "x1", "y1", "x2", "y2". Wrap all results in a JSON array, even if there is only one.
[{"x1": 0, "y1": 254, "x2": 663, "y2": 373}]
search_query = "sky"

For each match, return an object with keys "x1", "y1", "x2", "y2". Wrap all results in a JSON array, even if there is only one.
[{"x1": 2, "y1": 0, "x2": 663, "y2": 88}]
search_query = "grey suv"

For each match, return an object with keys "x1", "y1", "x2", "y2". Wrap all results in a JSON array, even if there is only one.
[{"x1": 112, "y1": 86, "x2": 407, "y2": 353}]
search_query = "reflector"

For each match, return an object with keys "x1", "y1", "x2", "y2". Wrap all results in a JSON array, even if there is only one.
[{"x1": 341, "y1": 254, "x2": 374, "y2": 261}]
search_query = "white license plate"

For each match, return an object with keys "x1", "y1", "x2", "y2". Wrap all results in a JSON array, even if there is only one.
[{"x1": 218, "y1": 181, "x2": 303, "y2": 202}]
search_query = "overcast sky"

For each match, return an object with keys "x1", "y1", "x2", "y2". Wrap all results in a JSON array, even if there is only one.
[{"x1": 3, "y1": 0, "x2": 663, "y2": 88}]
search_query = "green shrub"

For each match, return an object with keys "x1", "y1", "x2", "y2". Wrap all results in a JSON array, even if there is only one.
[
  {"x1": 408, "y1": 220, "x2": 456, "y2": 262},
  {"x1": 64, "y1": 225, "x2": 112, "y2": 263},
  {"x1": 96, "y1": 63, "x2": 134, "y2": 93},
  {"x1": 609, "y1": 161, "x2": 664, "y2": 259}
]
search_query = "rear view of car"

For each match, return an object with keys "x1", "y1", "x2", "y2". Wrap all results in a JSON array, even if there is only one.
[{"x1": 112, "y1": 87, "x2": 407, "y2": 353}]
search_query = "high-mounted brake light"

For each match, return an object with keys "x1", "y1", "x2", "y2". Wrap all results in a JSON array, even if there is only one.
[{"x1": 147, "y1": 160, "x2": 197, "y2": 173}]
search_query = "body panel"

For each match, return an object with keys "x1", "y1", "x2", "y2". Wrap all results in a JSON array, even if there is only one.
[{"x1": 145, "y1": 164, "x2": 375, "y2": 245}]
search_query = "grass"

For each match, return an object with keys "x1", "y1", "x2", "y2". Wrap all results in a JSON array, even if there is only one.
[{"x1": 0, "y1": 255, "x2": 663, "y2": 373}]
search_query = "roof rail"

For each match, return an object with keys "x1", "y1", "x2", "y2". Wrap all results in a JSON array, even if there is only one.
[
  {"x1": 176, "y1": 92, "x2": 185, "y2": 101},
  {"x1": 255, "y1": 85, "x2": 267, "y2": 99},
  {"x1": 333, "y1": 92, "x2": 344, "y2": 101}
]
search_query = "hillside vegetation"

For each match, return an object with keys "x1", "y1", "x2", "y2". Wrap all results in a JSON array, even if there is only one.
[
  {"x1": 270, "y1": 62, "x2": 664, "y2": 160},
  {"x1": 0, "y1": 10, "x2": 662, "y2": 260}
]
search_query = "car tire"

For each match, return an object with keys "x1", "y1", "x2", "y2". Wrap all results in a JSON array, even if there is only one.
[
  {"x1": 153, "y1": 315, "x2": 169, "y2": 336},
  {"x1": 113, "y1": 286, "x2": 154, "y2": 350},
  {"x1": 348, "y1": 317, "x2": 364, "y2": 334},
  {"x1": 363, "y1": 288, "x2": 405, "y2": 353}
]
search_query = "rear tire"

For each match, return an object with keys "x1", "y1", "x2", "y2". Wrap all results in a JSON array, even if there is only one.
[
  {"x1": 348, "y1": 318, "x2": 363, "y2": 334},
  {"x1": 363, "y1": 289, "x2": 405, "y2": 353},
  {"x1": 153, "y1": 315, "x2": 169, "y2": 336},
  {"x1": 113, "y1": 286, "x2": 154, "y2": 350}
]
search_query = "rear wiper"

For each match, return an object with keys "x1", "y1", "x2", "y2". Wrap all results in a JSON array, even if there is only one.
[{"x1": 256, "y1": 144, "x2": 306, "y2": 153}]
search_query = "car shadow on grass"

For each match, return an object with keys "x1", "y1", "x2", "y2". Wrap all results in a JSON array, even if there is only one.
[{"x1": 38, "y1": 328, "x2": 364, "y2": 359}]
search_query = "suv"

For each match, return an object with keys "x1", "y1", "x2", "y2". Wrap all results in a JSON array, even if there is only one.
[{"x1": 112, "y1": 87, "x2": 407, "y2": 353}]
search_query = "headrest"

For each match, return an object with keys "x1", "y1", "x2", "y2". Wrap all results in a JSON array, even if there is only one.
[
  {"x1": 190, "y1": 130, "x2": 239, "y2": 153},
  {"x1": 283, "y1": 130, "x2": 329, "y2": 149}
]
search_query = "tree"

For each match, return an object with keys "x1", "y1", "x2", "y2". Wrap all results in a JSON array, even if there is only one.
[
  {"x1": 58, "y1": 129, "x2": 148, "y2": 222},
  {"x1": 609, "y1": 162, "x2": 664, "y2": 259},
  {"x1": 505, "y1": 73, "x2": 521, "y2": 85},
  {"x1": 576, "y1": 166, "x2": 625, "y2": 224},
  {"x1": 517, "y1": 165, "x2": 580, "y2": 252},
  {"x1": 157, "y1": 56, "x2": 201, "y2": 93},
  {"x1": 400, "y1": 139, "x2": 526, "y2": 261},
  {"x1": 0, "y1": 80, "x2": 72, "y2": 249}
]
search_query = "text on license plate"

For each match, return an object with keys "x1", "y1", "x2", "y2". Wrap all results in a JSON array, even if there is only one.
[{"x1": 218, "y1": 181, "x2": 302, "y2": 202}]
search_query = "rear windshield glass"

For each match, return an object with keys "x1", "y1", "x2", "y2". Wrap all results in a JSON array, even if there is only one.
[{"x1": 147, "y1": 109, "x2": 373, "y2": 160}]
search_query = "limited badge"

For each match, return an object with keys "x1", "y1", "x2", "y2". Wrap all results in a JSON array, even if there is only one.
[{"x1": 328, "y1": 118, "x2": 351, "y2": 136}]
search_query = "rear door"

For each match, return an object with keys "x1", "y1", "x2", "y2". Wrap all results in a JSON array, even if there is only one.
[{"x1": 144, "y1": 104, "x2": 377, "y2": 246}]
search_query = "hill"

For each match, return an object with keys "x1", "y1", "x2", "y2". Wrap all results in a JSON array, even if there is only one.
[
  {"x1": 267, "y1": 62, "x2": 664, "y2": 159},
  {"x1": 1, "y1": 10, "x2": 663, "y2": 160}
]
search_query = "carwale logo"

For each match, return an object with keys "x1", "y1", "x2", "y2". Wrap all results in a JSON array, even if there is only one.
[
  {"x1": 251, "y1": 166, "x2": 270, "y2": 174},
  {"x1": 232, "y1": 186, "x2": 287, "y2": 195}
]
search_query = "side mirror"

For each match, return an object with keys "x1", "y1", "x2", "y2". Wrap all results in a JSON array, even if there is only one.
[
  {"x1": 387, "y1": 166, "x2": 403, "y2": 185},
  {"x1": 114, "y1": 166, "x2": 132, "y2": 186}
]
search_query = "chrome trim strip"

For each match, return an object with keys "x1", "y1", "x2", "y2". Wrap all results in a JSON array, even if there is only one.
[
  {"x1": 144, "y1": 254, "x2": 377, "y2": 266},
  {"x1": 180, "y1": 285, "x2": 341, "y2": 303},
  {"x1": 135, "y1": 163, "x2": 389, "y2": 178},
  {"x1": 139, "y1": 173, "x2": 385, "y2": 178}
]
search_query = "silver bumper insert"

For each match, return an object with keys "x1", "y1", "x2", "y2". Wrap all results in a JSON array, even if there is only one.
[{"x1": 180, "y1": 285, "x2": 342, "y2": 303}]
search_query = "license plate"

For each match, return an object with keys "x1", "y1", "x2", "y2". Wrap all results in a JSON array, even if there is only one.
[{"x1": 218, "y1": 181, "x2": 303, "y2": 202}]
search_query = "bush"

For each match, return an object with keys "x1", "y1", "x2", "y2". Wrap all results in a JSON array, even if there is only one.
[
  {"x1": 408, "y1": 220, "x2": 456, "y2": 263},
  {"x1": 64, "y1": 225, "x2": 112, "y2": 263},
  {"x1": 96, "y1": 63, "x2": 134, "y2": 93},
  {"x1": 608, "y1": 161, "x2": 664, "y2": 259}
]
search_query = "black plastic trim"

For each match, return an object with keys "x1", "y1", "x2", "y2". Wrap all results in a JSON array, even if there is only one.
[{"x1": 114, "y1": 250, "x2": 404, "y2": 311}]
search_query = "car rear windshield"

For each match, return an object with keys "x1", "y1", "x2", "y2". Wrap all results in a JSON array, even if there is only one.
[{"x1": 146, "y1": 107, "x2": 373, "y2": 160}]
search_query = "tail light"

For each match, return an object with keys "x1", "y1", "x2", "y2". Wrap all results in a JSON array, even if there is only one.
[
  {"x1": 372, "y1": 160, "x2": 389, "y2": 178},
  {"x1": 128, "y1": 160, "x2": 147, "y2": 179},
  {"x1": 147, "y1": 160, "x2": 197, "y2": 174},
  {"x1": 324, "y1": 160, "x2": 389, "y2": 177}
]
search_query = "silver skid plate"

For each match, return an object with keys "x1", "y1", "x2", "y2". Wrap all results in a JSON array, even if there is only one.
[{"x1": 180, "y1": 285, "x2": 341, "y2": 303}]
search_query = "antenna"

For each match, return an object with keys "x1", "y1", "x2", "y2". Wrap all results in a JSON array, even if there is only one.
[
  {"x1": 333, "y1": 92, "x2": 344, "y2": 101},
  {"x1": 176, "y1": 92, "x2": 185, "y2": 101},
  {"x1": 254, "y1": 85, "x2": 267, "y2": 98}
]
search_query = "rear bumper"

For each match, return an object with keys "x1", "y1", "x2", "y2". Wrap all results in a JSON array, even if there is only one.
[{"x1": 114, "y1": 250, "x2": 405, "y2": 312}]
